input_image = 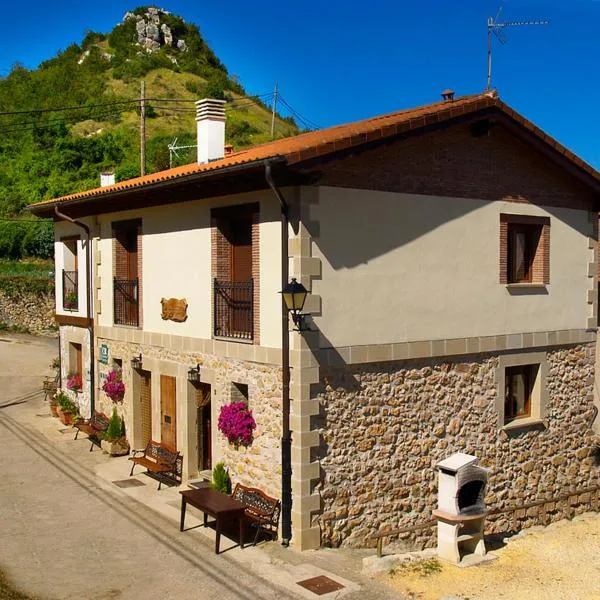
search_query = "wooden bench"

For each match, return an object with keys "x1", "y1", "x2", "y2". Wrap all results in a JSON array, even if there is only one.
[
  {"x1": 232, "y1": 483, "x2": 281, "y2": 546},
  {"x1": 73, "y1": 411, "x2": 109, "y2": 451},
  {"x1": 129, "y1": 440, "x2": 182, "y2": 490}
]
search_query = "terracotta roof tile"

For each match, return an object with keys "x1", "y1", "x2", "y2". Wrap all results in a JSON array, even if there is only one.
[{"x1": 28, "y1": 92, "x2": 599, "y2": 211}]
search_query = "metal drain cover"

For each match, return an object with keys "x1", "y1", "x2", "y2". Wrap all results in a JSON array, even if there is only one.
[
  {"x1": 296, "y1": 575, "x2": 344, "y2": 595},
  {"x1": 112, "y1": 479, "x2": 146, "y2": 488}
]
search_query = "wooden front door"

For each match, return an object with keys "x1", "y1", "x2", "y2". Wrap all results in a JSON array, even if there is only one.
[
  {"x1": 195, "y1": 383, "x2": 211, "y2": 471},
  {"x1": 139, "y1": 371, "x2": 152, "y2": 448},
  {"x1": 160, "y1": 375, "x2": 177, "y2": 450}
]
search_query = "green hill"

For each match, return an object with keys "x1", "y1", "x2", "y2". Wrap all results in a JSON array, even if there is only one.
[{"x1": 0, "y1": 6, "x2": 299, "y2": 220}]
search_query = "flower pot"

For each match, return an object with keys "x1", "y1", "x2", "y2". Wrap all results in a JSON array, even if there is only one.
[
  {"x1": 50, "y1": 402, "x2": 59, "y2": 418},
  {"x1": 57, "y1": 407, "x2": 74, "y2": 426},
  {"x1": 101, "y1": 438, "x2": 130, "y2": 457}
]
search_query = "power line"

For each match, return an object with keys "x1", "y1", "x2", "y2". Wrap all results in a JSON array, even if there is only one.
[
  {"x1": 0, "y1": 92, "x2": 275, "y2": 117},
  {"x1": 278, "y1": 96, "x2": 320, "y2": 130}
]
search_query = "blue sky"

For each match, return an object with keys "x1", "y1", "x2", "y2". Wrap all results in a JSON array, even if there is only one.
[{"x1": 1, "y1": 0, "x2": 599, "y2": 169}]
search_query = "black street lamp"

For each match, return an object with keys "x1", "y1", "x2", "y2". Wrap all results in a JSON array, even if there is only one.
[
  {"x1": 281, "y1": 278, "x2": 309, "y2": 331},
  {"x1": 131, "y1": 354, "x2": 143, "y2": 370},
  {"x1": 187, "y1": 364, "x2": 201, "y2": 384}
]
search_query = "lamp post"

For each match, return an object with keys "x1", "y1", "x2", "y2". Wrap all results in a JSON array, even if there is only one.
[{"x1": 281, "y1": 278, "x2": 309, "y2": 331}]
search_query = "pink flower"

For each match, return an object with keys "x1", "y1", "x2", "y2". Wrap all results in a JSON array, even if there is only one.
[
  {"x1": 102, "y1": 369, "x2": 125, "y2": 403},
  {"x1": 218, "y1": 402, "x2": 256, "y2": 447},
  {"x1": 66, "y1": 374, "x2": 82, "y2": 391}
]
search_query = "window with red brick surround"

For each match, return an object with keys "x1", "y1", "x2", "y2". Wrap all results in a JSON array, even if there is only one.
[
  {"x1": 499, "y1": 214, "x2": 550, "y2": 285},
  {"x1": 211, "y1": 204, "x2": 259, "y2": 343},
  {"x1": 112, "y1": 219, "x2": 142, "y2": 327}
]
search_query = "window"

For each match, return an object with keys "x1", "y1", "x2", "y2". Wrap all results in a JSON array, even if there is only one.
[
  {"x1": 497, "y1": 352, "x2": 548, "y2": 428},
  {"x1": 504, "y1": 365, "x2": 536, "y2": 422},
  {"x1": 113, "y1": 220, "x2": 140, "y2": 326},
  {"x1": 62, "y1": 237, "x2": 79, "y2": 311},
  {"x1": 231, "y1": 382, "x2": 249, "y2": 403},
  {"x1": 500, "y1": 215, "x2": 550, "y2": 285},
  {"x1": 212, "y1": 204, "x2": 258, "y2": 341},
  {"x1": 507, "y1": 223, "x2": 540, "y2": 283},
  {"x1": 69, "y1": 342, "x2": 82, "y2": 377}
]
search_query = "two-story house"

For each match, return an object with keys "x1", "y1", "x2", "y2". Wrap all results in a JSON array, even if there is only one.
[{"x1": 29, "y1": 91, "x2": 600, "y2": 551}]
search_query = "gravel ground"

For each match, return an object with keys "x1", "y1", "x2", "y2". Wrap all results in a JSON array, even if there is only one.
[{"x1": 385, "y1": 513, "x2": 600, "y2": 600}]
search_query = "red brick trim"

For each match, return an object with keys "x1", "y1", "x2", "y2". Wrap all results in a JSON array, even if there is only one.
[{"x1": 500, "y1": 214, "x2": 551, "y2": 285}]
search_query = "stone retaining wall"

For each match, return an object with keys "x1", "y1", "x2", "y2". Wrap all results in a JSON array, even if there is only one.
[
  {"x1": 315, "y1": 344, "x2": 600, "y2": 549},
  {"x1": 0, "y1": 290, "x2": 56, "y2": 335}
]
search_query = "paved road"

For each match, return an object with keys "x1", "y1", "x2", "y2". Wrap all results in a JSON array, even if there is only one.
[
  {"x1": 0, "y1": 335, "x2": 297, "y2": 600},
  {"x1": 0, "y1": 334, "x2": 402, "y2": 600}
]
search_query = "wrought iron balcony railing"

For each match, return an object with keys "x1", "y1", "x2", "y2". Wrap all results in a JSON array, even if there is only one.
[
  {"x1": 62, "y1": 270, "x2": 78, "y2": 311},
  {"x1": 114, "y1": 278, "x2": 139, "y2": 327},
  {"x1": 214, "y1": 279, "x2": 253, "y2": 341}
]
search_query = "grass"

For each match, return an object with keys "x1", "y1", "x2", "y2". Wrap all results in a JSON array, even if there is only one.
[
  {"x1": 0, "y1": 260, "x2": 53, "y2": 279},
  {"x1": 390, "y1": 558, "x2": 443, "y2": 577},
  {"x1": 0, "y1": 322, "x2": 30, "y2": 334},
  {"x1": 0, "y1": 569, "x2": 40, "y2": 600}
]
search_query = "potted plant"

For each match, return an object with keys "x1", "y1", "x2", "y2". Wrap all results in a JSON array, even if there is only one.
[
  {"x1": 217, "y1": 402, "x2": 256, "y2": 448},
  {"x1": 64, "y1": 291, "x2": 78, "y2": 310},
  {"x1": 100, "y1": 407, "x2": 130, "y2": 456},
  {"x1": 102, "y1": 369, "x2": 125, "y2": 403},
  {"x1": 49, "y1": 392, "x2": 60, "y2": 418},
  {"x1": 66, "y1": 373, "x2": 82, "y2": 392},
  {"x1": 55, "y1": 391, "x2": 78, "y2": 426},
  {"x1": 209, "y1": 462, "x2": 231, "y2": 494}
]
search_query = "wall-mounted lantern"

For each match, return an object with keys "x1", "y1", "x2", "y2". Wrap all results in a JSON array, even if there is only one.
[
  {"x1": 281, "y1": 278, "x2": 309, "y2": 331},
  {"x1": 187, "y1": 364, "x2": 201, "y2": 384},
  {"x1": 131, "y1": 354, "x2": 143, "y2": 370}
]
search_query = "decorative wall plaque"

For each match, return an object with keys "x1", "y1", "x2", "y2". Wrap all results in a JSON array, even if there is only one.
[{"x1": 161, "y1": 298, "x2": 188, "y2": 322}]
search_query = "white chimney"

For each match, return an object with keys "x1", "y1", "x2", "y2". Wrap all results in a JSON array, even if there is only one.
[
  {"x1": 195, "y1": 98, "x2": 226, "y2": 164},
  {"x1": 100, "y1": 172, "x2": 115, "y2": 187}
]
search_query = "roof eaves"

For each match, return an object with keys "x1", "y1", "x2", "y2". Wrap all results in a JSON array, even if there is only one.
[{"x1": 27, "y1": 156, "x2": 287, "y2": 214}]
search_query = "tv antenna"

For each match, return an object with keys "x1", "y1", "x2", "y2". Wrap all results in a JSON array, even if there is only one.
[
  {"x1": 487, "y1": 6, "x2": 549, "y2": 91},
  {"x1": 167, "y1": 137, "x2": 197, "y2": 168}
]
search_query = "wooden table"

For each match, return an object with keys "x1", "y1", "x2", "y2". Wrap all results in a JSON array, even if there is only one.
[{"x1": 179, "y1": 488, "x2": 246, "y2": 554}]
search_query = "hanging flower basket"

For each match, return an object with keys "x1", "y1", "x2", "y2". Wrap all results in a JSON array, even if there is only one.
[
  {"x1": 102, "y1": 369, "x2": 125, "y2": 403},
  {"x1": 218, "y1": 402, "x2": 256, "y2": 448}
]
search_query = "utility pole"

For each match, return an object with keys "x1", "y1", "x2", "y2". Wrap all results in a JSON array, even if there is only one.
[
  {"x1": 140, "y1": 80, "x2": 146, "y2": 176},
  {"x1": 486, "y1": 8, "x2": 549, "y2": 91},
  {"x1": 270, "y1": 81, "x2": 278, "y2": 139}
]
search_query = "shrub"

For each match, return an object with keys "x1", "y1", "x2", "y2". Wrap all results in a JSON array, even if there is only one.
[
  {"x1": 209, "y1": 462, "x2": 231, "y2": 494},
  {"x1": 217, "y1": 402, "x2": 256, "y2": 447},
  {"x1": 55, "y1": 391, "x2": 78, "y2": 414},
  {"x1": 105, "y1": 407, "x2": 123, "y2": 441}
]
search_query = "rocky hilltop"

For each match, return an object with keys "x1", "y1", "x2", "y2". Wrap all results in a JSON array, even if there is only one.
[{"x1": 124, "y1": 7, "x2": 187, "y2": 53}]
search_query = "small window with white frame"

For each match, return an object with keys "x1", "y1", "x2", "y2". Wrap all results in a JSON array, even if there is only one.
[{"x1": 497, "y1": 352, "x2": 548, "y2": 427}]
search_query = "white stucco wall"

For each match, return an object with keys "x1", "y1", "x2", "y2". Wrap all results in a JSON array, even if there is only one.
[
  {"x1": 311, "y1": 186, "x2": 593, "y2": 348},
  {"x1": 96, "y1": 191, "x2": 283, "y2": 347}
]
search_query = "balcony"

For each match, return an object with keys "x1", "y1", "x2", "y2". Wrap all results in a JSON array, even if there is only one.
[
  {"x1": 214, "y1": 279, "x2": 253, "y2": 341},
  {"x1": 62, "y1": 270, "x2": 78, "y2": 311},
  {"x1": 114, "y1": 278, "x2": 139, "y2": 327}
]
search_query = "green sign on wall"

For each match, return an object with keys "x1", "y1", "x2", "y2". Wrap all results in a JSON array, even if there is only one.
[{"x1": 100, "y1": 344, "x2": 109, "y2": 364}]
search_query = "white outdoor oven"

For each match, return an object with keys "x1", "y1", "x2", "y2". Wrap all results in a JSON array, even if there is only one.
[{"x1": 434, "y1": 452, "x2": 489, "y2": 563}]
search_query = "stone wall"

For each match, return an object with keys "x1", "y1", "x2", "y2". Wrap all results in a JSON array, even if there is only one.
[
  {"x1": 95, "y1": 337, "x2": 282, "y2": 499},
  {"x1": 0, "y1": 290, "x2": 55, "y2": 335},
  {"x1": 315, "y1": 344, "x2": 600, "y2": 548}
]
